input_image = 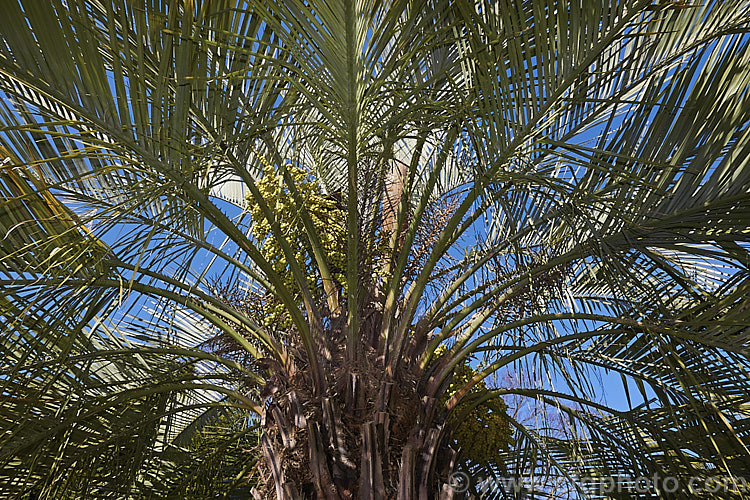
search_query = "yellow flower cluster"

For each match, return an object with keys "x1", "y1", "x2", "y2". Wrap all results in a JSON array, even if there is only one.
[
  {"x1": 246, "y1": 164, "x2": 346, "y2": 327},
  {"x1": 433, "y1": 346, "x2": 513, "y2": 468},
  {"x1": 448, "y1": 363, "x2": 512, "y2": 468}
]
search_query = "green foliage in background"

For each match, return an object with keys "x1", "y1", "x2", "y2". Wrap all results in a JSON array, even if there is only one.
[{"x1": 2, "y1": 0, "x2": 750, "y2": 497}]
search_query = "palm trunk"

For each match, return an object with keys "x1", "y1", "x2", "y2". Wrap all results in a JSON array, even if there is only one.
[
  {"x1": 254, "y1": 372, "x2": 460, "y2": 499},
  {"x1": 382, "y1": 158, "x2": 409, "y2": 249}
]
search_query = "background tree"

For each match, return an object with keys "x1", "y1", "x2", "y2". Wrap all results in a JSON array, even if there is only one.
[{"x1": 2, "y1": 0, "x2": 750, "y2": 498}]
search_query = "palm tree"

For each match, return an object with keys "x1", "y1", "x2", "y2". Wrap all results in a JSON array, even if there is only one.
[{"x1": 2, "y1": 0, "x2": 750, "y2": 497}]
